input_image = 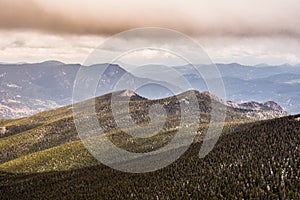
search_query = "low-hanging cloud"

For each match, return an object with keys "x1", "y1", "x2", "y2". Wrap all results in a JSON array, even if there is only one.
[{"x1": 0, "y1": 0, "x2": 300, "y2": 38}]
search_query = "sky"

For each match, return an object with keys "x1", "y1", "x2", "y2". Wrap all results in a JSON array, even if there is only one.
[{"x1": 0, "y1": 0, "x2": 300, "y2": 65}]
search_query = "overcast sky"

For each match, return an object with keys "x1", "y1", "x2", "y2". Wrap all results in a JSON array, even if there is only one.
[{"x1": 0, "y1": 0, "x2": 300, "y2": 65}]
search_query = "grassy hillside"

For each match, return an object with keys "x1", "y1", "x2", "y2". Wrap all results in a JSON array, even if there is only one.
[
  {"x1": 0, "y1": 115, "x2": 299, "y2": 199},
  {"x1": 0, "y1": 91, "x2": 251, "y2": 166},
  {"x1": 0, "y1": 91, "x2": 298, "y2": 199},
  {"x1": 0, "y1": 120, "x2": 248, "y2": 174},
  {"x1": 0, "y1": 141, "x2": 99, "y2": 173},
  {"x1": 0, "y1": 114, "x2": 77, "y2": 164}
]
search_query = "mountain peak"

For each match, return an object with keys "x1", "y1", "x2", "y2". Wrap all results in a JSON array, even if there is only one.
[
  {"x1": 263, "y1": 101, "x2": 285, "y2": 112},
  {"x1": 39, "y1": 60, "x2": 65, "y2": 66},
  {"x1": 120, "y1": 89, "x2": 136, "y2": 97}
]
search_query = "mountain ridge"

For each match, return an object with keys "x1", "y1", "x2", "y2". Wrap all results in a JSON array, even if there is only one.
[{"x1": 0, "y1": 61, "x2": 297, "y2": 118}]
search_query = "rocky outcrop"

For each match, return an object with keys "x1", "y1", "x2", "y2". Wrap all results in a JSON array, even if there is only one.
[
  {"x1": 0, "y1": 127, "x2": 7, "y2": 135},
  {"x1": 263, "y1": 101, "x2": 285, "y2": 112},
  {"x1": 226, "y1": 100, "x2": 288, "y2": 120}
]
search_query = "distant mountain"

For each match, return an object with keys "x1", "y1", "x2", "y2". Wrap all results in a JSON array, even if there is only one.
[
  {"x1": 0, "y1": 61, "x2": 80, "y2": 118},
  {"x1": 0, "y1": 61, "x2": 180, "y2": 118},
  {"x1": 173, "y1": 63, "x2": 300, "y2": 114},
  {"x1": 0, "y1": 61, "x2": 297, "y2": 118}
]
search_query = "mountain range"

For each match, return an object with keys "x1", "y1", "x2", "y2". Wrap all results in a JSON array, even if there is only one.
[{"x1": 0, "y1": 61, "x2": 299, "y2": 118}]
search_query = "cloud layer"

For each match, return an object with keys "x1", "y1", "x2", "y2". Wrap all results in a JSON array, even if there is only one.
[{"x1": 0, "y1": 0, "x2": 300, "y2": 37}]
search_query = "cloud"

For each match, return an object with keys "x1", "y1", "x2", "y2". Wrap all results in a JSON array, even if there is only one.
[
  {"x1": 1, "y1": 31, "x2": 300, "y2": 65},
  {"x1": 0, "y1": 0, "x2": 127, "y2": 35},
  {"x1": 0, "y1": 0, "x2": 300, "y2": 38},
  {"x1": 0, "y1": 31, "x2": 104, "y2": 63}
]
